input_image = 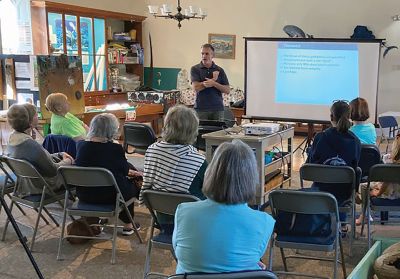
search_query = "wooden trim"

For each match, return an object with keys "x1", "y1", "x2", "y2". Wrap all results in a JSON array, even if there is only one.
[
  {"x1": 44, "y1": 1, "x2": 146, "y2": 21},
  {"x1": 62, "y1": 13, "x2": 67, "y2": 54},
  {"x1": 0, "y1": 63, "x2": 3, "y2": 101},
  {"x1": 31, "y1": 1, "x2": 50, "y2": 54},
  {"x1": 4, "y1": 58, "x2": 17, "y2": 100},
  {"x1": 104, "y1": 20, "x2": 110, "y2": 91},
  {"x1": 77, "y1": 16, "x2": 82, "y2": 56},
  {"x1": 91, "y1": 19, "x2": 97, "y2": 91},
  {"x1": 45, "y1": 10, "x2": 51, "y2": 54},
  {"x1": 84, "y1": 91, "x2": 122, "y2": 98}
]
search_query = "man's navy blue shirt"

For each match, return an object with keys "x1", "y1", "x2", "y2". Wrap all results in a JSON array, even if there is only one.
[{"x1": 190, "y1": 62, "x2": 229, "y2": 111}]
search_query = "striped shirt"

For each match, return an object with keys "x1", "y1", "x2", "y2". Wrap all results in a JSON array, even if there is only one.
[{"x1": 139, "y1": 141, "x2": 206, "y2": 203}]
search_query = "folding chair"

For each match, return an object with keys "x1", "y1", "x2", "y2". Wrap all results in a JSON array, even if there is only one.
[
  {"x1": 194, "y1": 125, "x2": 223, "y2": 151},
  {"x1": 1, "y1": 156, "x2": 65, "y2": 251},
  {"x1": 300, "y1": 163, "x2": 358, "y2": 256},
  {"x1": 360, "y1": 164, "x2": 400, "y2": 248},
  {"x1": 141, "y1": 190, "x2": 200, "y2": 279},
  {"x1": 57, "y1": 166, "x2": 143, "y2": 264},
  {"x1": 168, "y1": 270, "x2": 278, "y2": 279},
  {"x1": 359, "y1": 144, "x2": 381, "y2": 183},
  {"x1": 0, "y1": 156, "x2": 26, "y2": 216},
  {"x1": 268, "y1": 189, "x2": 346, "y2": 279},
  {"x1": 123, "y1": 122, "x2": 157, "y2": 155},
  {"x1": 378, "y1": 116, "x2": 399, "y2": 152}
]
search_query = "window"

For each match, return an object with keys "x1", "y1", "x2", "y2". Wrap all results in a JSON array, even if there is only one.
[{"x1": 47, "y1": 12, "x2": 107, "y2": 92}]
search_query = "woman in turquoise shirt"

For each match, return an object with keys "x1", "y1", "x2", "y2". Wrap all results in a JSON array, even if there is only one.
[
  {"x1": 172, "y1": 140, "x2": 275, "y2": 274},
  {"x1": 349, "y1": 97, "x2": 377, "y2": 145}
]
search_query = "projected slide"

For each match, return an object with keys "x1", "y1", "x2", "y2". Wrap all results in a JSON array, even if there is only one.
[{"x1": 275, "y1": 42, "x2": 359, "y2": 105}]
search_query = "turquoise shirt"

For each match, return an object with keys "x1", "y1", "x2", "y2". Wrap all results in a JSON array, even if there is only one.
[
  {"x1": 173, "y1": 199, "x2": 275, "y2": 274},
  {"x1": 350, "y1": 123, "x2": 377, "y2": 145}
]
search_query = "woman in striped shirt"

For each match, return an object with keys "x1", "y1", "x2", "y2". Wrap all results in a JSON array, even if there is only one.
[{"x1": 139, "y1": 105, "x2": 207, "y2": 206}]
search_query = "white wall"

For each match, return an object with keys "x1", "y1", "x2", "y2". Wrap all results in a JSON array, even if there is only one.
[
  {"x1": 50, "y1": 0, "x2": 146, "y2": 16},
  {"x1": 142, "y1": 0, "x2": 400, "y2": 113}
]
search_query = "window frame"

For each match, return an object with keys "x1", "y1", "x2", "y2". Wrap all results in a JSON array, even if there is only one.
[{"x1": 46, "y1": 10, "x2": 108, "y2": 93}]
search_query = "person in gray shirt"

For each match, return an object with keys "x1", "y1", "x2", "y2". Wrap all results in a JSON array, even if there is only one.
[{"x1": 5, "y1": 104, "x2": 73, "y2": 197}]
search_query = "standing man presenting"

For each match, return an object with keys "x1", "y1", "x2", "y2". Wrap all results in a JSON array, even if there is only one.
[{"x1": 191, "y1": 44, "x2": 230, "y2": 121}]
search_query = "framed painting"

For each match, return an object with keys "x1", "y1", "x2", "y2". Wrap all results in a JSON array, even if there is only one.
[{"x1": 208, "y1": 33, "x2": 236, "y2": 59}]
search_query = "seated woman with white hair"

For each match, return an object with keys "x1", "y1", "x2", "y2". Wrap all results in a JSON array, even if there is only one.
[
  {"x1": 5, "y1": 103, "x2": 73, "y2": 197},
  {"x1": 75, "y1": 113, "x2": 142, "y2": 235},
  {"x1": 172, "y1": 140, "x2": 275, "y2": 274}
]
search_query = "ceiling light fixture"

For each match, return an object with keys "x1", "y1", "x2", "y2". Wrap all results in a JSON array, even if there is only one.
[{"x1": 148, "y1": 0, "x2": 207, "y2": 28}]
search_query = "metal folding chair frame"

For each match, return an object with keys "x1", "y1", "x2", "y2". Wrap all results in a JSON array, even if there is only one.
[
  {"x1": 360, "y1": 164, "x2": 400, "y2": 248},
  {"x1": 57, "y1": 166, "x2": 143, "y2": 264},
  {"x1": 378, "y1": 116, "x2": 399, "y2": 153},
  {"x1": 268, "y1": 189, "x2": 346, "y2": 279},
  {"x1": 123, "y1": 122, "x2": 157, "y2": 155},
  {"x1": 1, "y1": 156, "x2": 65, "y2": 251},
  {"x1": 141, "y1": 190, "x2": 200, "y2": 279},
  {"x1": 300, "y1": 163, "x2": 358, "y2": 256},
  {"x1": 0, "y1": 157, "x2": 26, "y2": 217},
  {"x1": 168, "y1": 269, "x2": 278, "y2": 279}
]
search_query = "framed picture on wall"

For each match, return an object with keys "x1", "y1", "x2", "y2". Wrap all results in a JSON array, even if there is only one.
[{"x1": 208, "y1": 33, "x2": 236, "y2": 59}]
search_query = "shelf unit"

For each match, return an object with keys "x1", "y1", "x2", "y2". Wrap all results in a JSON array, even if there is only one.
[
  {"x1": 30, "y1": 1, "x2": 146, "y2": 106},
  {"x1": 203, "y1": 127, "x2": 294, "y2": 207}
]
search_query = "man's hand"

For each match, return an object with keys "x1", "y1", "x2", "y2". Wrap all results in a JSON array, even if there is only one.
[
  {"x1": 212, "y1": 71, "x2": 220, "y2": 81},
  {"x1": 203, "y1": 78, "x2": 216, "y2": 88}
]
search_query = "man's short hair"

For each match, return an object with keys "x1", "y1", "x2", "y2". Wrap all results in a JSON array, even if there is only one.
[
  {"x1": 350, "y1": 97, "x2": 370, "y2": 122},
  {"x1": 201, "y1": 43, "x2": 215, "y2": 52},
  {"x1": 202, "y1": 140, "x2": 258, "y2": 204},
  {"x1": 162, "y1": 105, "x2": 199, "y2": 145},
  {"x1": 45, "y1": 93, "x2": 67, "y2": 114},
  {"x1": 7, "y1": 104, "x2": 30, "y2": 133}
]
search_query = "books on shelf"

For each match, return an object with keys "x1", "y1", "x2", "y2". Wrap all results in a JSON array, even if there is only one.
[{"x1": 108, "y1": 42, "x2": 143, "y2": 64}]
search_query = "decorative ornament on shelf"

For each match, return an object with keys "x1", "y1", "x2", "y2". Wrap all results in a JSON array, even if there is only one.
[{"x1": 148, "y1": 0, "x2": 207, "y2": 28}]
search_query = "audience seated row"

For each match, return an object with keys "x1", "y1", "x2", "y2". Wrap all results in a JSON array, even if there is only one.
[{"x1": 2, "y1": 92, "x2": 399, "y2": 276}]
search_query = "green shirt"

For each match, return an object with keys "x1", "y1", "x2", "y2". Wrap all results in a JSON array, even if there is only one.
[{"x1": 50, "y1": 112, "x2": 86, "y2": 139}]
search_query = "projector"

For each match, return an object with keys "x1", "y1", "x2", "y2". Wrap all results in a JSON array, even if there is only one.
[{"x1": 242, "y1": 123, "x2": 281, "y2": 135}]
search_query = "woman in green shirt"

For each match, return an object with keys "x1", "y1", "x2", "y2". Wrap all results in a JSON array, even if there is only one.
[{"x1": 45, "y1": 93, "x2": 88, "y2": 140}]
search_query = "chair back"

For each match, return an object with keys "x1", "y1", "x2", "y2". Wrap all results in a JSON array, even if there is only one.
[
  {"x1": 269, "y1": 189, "x2": 339, "y2": 218},
  {"x1": 123, "y1": 122, "x2": 157, "y2": 155},
  {"x1": 359, "y1": 144, "x2": 381, "y2": 179},
  {"x1": 42, "y1": 134, "x2": 77, "y2": 158},
  {"x1": 0, "y1": 156, "x2": 16, "y2": 186},
  {"x1": 378, "y1": 116, "x2": 398, "y2": 129},
  {"x1": 168, "y1": 270, "x2": 278, "y2": 279},
  {"x1": 4, "y1": 157, "x2": 44, "y2": 181},
  {"x1": 300, "y1": 163, "x2": 355, "y2": 186},
  {"x1": 58, "y1": 166, "x2": 117, "y2": 191},
  {"x1": 223, "y1": 107, "x2": 236, "y2": 128},
  {"x1": 194, "y1": 125, "x2": 223, "y2": 151},
  {"x1": 378, "y1": 116, "x2": 399, "y2": 138},
  {"x1": 142, "y1": 190, "x2": 200, "y2": 221},
  {"x1": 368, "y1": 164, "x2": 400, "y2": 184}
]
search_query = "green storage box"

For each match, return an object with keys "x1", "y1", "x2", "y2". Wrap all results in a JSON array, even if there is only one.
[{"x1": 348, "y1": 237, "x2": 400, "y2": 279}]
